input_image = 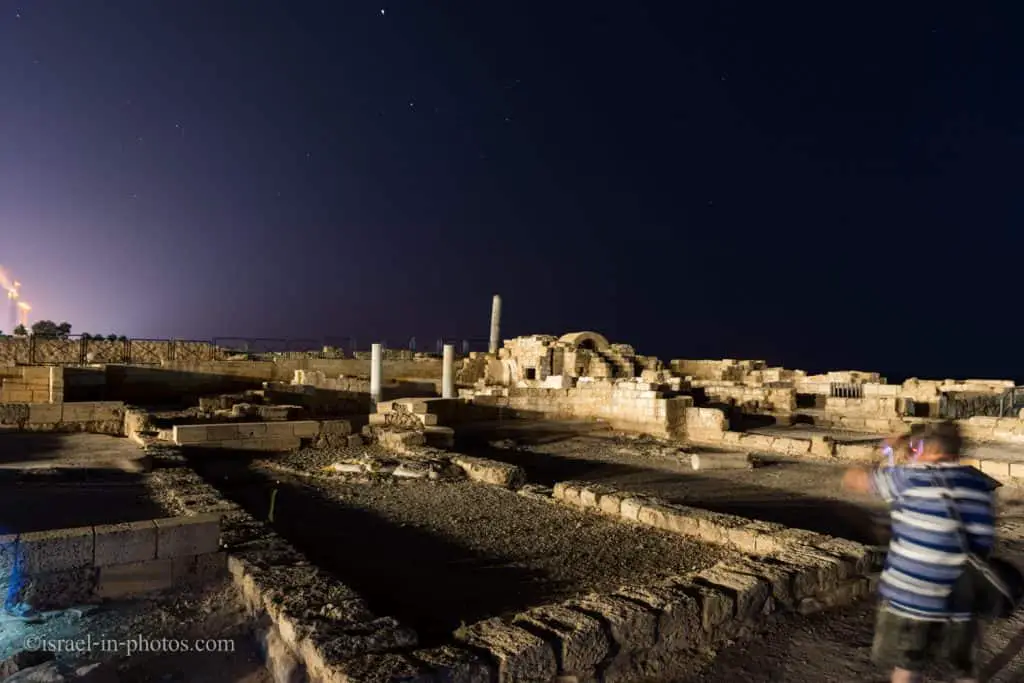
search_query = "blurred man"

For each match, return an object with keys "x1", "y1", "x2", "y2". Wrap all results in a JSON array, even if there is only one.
[{"x1": 842, "y1": 421, "x2": 997, "y2": 683}]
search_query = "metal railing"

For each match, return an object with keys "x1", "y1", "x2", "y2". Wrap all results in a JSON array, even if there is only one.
[{"x1": 830, "y1": 382, "x2": 864, "y2": 399}]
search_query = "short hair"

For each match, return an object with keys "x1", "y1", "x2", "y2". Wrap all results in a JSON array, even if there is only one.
[{"x1": 923, "y1": 420, "x2": 963, "y2": 458}]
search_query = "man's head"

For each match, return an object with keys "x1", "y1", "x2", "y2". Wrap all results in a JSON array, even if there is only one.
[{"x1": 914, "y1": 420, "x2": 964, "y2": 463}]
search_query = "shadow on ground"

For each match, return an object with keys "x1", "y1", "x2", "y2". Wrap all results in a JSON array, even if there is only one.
[
  {"x1": 0, "y1": 471, "x2": 169, "y2": 533},
  {"x1": 188, "y1": 454, "x2": 562, "y2": 646}
]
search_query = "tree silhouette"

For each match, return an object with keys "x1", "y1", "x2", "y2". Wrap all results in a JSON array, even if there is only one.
[{"x1": 13, "y1": 324, "x2": 27, "y2": 336}]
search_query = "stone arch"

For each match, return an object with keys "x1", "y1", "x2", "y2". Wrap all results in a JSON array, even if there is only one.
[{"x1": 558, "y1": 331, "x2": 611, "y2": 352}]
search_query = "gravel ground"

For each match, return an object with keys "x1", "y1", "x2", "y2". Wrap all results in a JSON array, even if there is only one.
[
  {"x1": 189, "y1": 453, "x2": 734, "y2": 645},
  {"x1": 1, "y1": 581, "x2": 270, "y2": 682}
]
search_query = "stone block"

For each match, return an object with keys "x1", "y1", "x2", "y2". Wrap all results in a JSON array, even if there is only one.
[
  {"x1": 619, "y1": 497, "x2": 652, "y2": 521},
  {"x1": 172, "y1": 424, "x2": 209, "y2": 445},
  {"x1": 598, "y1": 490, "x2": 626, "y2": 516},
  {"x1": 93, "y1": 521, "x2": 157, "y2": 567},
  {"x1": 454, "y1": 618, "x2": 556, "y2": 683},
  {"x1": 451, "y1": 456, "x2": 525, "y2": 489},
  {"x1": 18, "y1": 526, "x2": 93, "y2": 573},
  {"x1": 27, "y1": 403, "x2": 61, "y2": 425},
  {"x1": 552, "y1": 482, "x2": 583, "y2": 506},
  {"x1": 615, "y1": 584, "x2": 701, "y2": 650},
  {"x1": 664, "y1": 578, "x2": 733, "y2": 631},
  {"x1": 59, "y1": 403, "x2": 97, "y2": 422},
  {"x1": 564, "y1": 594, "x2": 657, "y2": 652},
  {"x1": 291, "y1": 421, "x2": 320, "y2": 438},
  {"x1": 206, "y1": 424, "x2": 240, "y2": 440},
  {"x1": 265, "y1": 421, "x2": 299, "y2": 437},
  {"x1": 980, "y1": 460, "x2": 1011, "y2": 479},
  {"x1": 95, "y1": 558, "x2": 174, "y2": 599},
  {"x1": 318, "y1": 419, "x2": 352, "y2": 436},
  {"x1": 695, "y1": 565, "x2": 771, "y2": 620},
  {"x1": 513, "y1": 604, "x2": 611, "y2": 675},
  {"x1": 234, "y1": 422, "x2": 268, "y2": 438},
  {"x1": 155, "y1": 514, "x2": 220, "y2": 559}
]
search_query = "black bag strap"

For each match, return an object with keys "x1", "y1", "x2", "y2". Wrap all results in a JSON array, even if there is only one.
[{"x1": 933, "y1": 467, "x2": 1013, "y2": 602}]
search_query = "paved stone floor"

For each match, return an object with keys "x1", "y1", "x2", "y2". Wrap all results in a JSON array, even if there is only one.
[{"x1": 0, "y1": 432, "x2": 147, "y2": 470}]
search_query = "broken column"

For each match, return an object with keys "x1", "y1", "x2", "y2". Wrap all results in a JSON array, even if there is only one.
[
  {"x1": 488, "y1": 294, "x2": 502, "y2": 354},
  {"x1": 370, "y1": 343, "x2": 383, "y2": 410},
  {"x1": 442, "y1": 344, "x2": 455, "y2": 399}
]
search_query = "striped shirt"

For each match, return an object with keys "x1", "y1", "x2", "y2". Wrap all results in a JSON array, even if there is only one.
[{"x1": 872, "y1": 463, "x2": 996, "y2": 621}]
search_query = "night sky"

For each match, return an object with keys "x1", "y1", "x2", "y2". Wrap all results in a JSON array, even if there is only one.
[{"x1": 1, "y1": 2, "x2": 1021, "y2": 381}]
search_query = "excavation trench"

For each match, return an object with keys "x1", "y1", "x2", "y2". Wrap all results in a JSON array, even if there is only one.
[{"x1": 186, "y1": 451, "x2": 733, "y2": 646}]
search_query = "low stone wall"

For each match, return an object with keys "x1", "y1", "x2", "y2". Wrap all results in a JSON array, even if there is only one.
[
  {"x1": 825, "y1": 396, "x2": 901, "y2": 419},
  {"x1": 171, "y1": 419, "x2": 352, "y2": 451},
  {"x1": 0, "y1": 515, "x2": 223, "y2": 610},
  {"x1": 449, "y1": 481, "x2": 879, "y2": 682},
  {"x1": 471, "y1": 380, "x2": 692, "y2": 439},
  {"x1": 147, "y1": 452, "x2": 497, "y2": 683},
  {"x1": 0, "y1": 400, "x2": 125, "y2": 434}
]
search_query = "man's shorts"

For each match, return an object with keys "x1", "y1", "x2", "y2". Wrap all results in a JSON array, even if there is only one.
[{"x1": 871, "y1": 602, "x2": 979, "y2": 675}]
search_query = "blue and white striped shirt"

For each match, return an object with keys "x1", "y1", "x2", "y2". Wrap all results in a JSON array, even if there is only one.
[{"x1": 872, "y1": 463, "x2": 997, "y2": 621}]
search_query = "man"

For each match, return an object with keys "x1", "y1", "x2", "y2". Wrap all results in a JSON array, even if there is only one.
[{"x1": 842, "y1": 421, "x2": 997, "y2": 683}]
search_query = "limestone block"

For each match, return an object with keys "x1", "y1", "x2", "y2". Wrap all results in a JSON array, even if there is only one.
[
  {"x1": 552, "y1": 481, "x2": 583, "y2": 506},
  {"x1": 737, "y1": 433, "x2": 775, "y2": 452},
  {"x1": 980, "y1": 459, "x2": 1011, "y2": 479},
  {"x1": 27, "y1": 403, "x2": 61, "y2": 425},
  {"x1": 172, "y1": 424, "x2": 210, "y2": 444},
  {"x1": 615, "y1": 584, "x2": 701, "y2": 650},
  {"x1": 318, "y1": 419, "x2": 352, "y2": 436},
  {"x1": 454, "y1": 619, "x2": 556, "y2": 683},
  {"x1": 95, "y1": 558, "x2": 174, "y2": 599},
  {"x1": 771, "y1": 437, "x2": 811, "y2": 456},
  {"x1": 451, "y1": 456, "x2": 525, "y2": 489},
  {"x1": 93, "y1": 521, "x2": 157, "y2": 567},
  {"x1": 290, "y1": 420, "x2": 320, "y2": 438},
  {"x1": 564, "y1": 594, "x2": 657, "y2": 652},
  {"x1": 663, "y1": 578, "x2": 734, "y2": 631},
  {"x1": 18, "y1": 526, "x2": 93, "y2": 573},
  {"x1": 513, "y1": 605, "x2": 611, "y2": 675},
  {"x1": 695, "y1": 565, "x2": 771, "y2": 621},
  {"x1": 154, "y1": 514, "x2": 220, "y2": 559},
  {"x1": 725, "y1": 521, "x2": 790, "y2": 555}
]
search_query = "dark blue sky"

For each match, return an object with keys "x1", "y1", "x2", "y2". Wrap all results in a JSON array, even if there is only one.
[{"x1": 0, "y1": 2, "x2": 1021, "y2": 379}]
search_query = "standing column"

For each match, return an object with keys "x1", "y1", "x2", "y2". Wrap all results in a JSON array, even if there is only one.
[
  {"x1": 488, "y1": 294, "x2": 502, "y2": 354},
  {"x1": 442, "y1": 344, "x2": 455, "y2": 399},
  {"x1": 370, "y1": 343, "x2": 383, "y2": 410}
]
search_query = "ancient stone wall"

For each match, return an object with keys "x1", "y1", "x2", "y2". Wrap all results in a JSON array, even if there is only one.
[
  {"x1": 0, "y1": 515, "x2": 223, "y2": 609},
  {"x1": 0, "y1": 400, "x2": 125, "y2": 434},
  {"x1": 470, "y1": 379, "x2": 692, "y2": 438},
  {"x1": 0, "y1": 365, "x2": 63, "y2": 403},
  {"x1": 668, "y1": 359, "x2": 767, "y2": 381},
  {"x1": 694, "y1": 382, "x2": 796, "y2": 413}
]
